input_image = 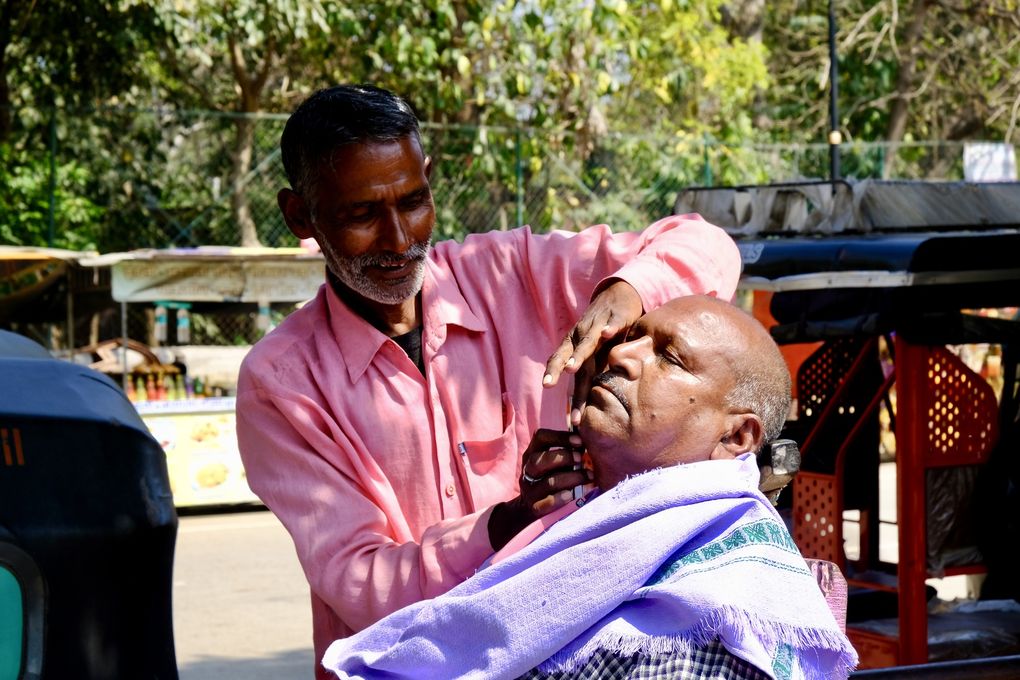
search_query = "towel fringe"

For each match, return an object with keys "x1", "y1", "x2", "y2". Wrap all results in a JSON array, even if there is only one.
[{"x1": 539, "y1": 606, "x2": 858, "y2": 680}]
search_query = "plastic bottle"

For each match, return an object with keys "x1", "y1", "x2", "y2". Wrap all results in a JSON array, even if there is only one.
[
  {"x1": 136, "y1": 375, "x2": 147, "y2": 403},
  {"x1": 145, "y1": 374, "x2": 157, "y2": 401},
  {"x1": 154, "y1": 305, "x2": 168, "y2": 343},
  {"x1": 175, "y1": 374, "x2": 186, "y2": 401},
  {"x1": 126, "y1": 377, "x2": 137, "y2": 402},
  {"x1": 193, "y1": 375, "x2": 204, "y2": 398}
]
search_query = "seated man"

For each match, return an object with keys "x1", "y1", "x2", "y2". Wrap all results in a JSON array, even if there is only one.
[{"x1": 322, "y1": 296, "x2": 858, "y2": 680}]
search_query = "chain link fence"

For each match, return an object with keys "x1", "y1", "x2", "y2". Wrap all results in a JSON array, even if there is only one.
[
  {"x1": 2, "y1": 106, "x2": 1017, "y2": 353},
  {"x1": 5, "y1": 106, "x2": 1013, "y2": 251}
]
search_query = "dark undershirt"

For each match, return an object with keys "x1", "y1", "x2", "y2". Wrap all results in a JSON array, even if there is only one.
[{"x1": 391, "y1": 326, "x2": 425, "y2": 376}]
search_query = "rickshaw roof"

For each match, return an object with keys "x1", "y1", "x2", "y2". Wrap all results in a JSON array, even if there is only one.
[
  {"x1": 0, "y1": 356, "x2": 150, "y2": 435},
  {"x1": 680, "y1": 181, "x2": 1020, "y2": 343}
]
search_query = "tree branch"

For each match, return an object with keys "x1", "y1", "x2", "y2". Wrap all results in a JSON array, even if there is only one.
[{"x1": 227, "y1": 33, "x2": 250, "y2": 100}]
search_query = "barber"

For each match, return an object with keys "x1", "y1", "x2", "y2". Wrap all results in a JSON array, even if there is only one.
[{"x1": 235, "y1": 84, "x2": 741, "y2": 678}]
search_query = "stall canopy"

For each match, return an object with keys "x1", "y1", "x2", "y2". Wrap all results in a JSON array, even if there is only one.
[
  {"x1": 0, "y1": 247, "x2": 104, "y2": 326},
  {"x1": 81, "y1": 246, "x2": 325, "y2": 304}
]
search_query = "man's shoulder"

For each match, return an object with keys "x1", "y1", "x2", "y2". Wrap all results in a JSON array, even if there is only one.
[
  {"x1": 239, "y1": 293, "x2": 326, "y2": 381},
  {"x1": 431, "y1": 225, "x2": 533, "y2": 257}
]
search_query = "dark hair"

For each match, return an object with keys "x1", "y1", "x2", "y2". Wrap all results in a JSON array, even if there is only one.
[{"x1": 280, "y1": 84, "x2": 422, "y2": 196}]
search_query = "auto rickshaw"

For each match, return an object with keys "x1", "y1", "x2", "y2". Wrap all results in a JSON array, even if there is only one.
[
  {"x1": 680, "y1": 179, "x2": 1020, "y2": 675},
  {"x1": 0, "y1": 330, "x2": 178, "y2": 680}
]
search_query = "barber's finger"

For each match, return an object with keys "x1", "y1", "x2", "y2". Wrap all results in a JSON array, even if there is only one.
[
  {"x1": 521, "y1": 429, "x2": 581, "y2": 462},
  {"x1": 569, "y1": 356, "x2": 598, "y2": 427},
  {"x1": 526, "y1": 447, "x2": 583, "y2": 479},
  {"x1": 552, "y1": 310, "x2": 628, "y2": 383},
  {"x1": 525, "y1": 466, "x2": 591, "y2": 495},
  {"x1": 530, "y1": 489, "x2": 576, "y2": 516},
  {"x1": 543, "y1": 333, "x2": 580, "y2": 387},
  {"x1": 564, "y1": 323, "x2": 605, "y2": 373}
]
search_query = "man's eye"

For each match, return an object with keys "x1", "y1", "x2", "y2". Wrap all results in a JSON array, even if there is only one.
[
  {"x1": 399, "y1": 193, "x2": 430, "y2": 211},
  {"x1": 658, "y1": 353, "x2": 685, "y2": 369}
]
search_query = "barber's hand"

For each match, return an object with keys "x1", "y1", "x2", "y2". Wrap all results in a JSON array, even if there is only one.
[
  {"x1": 487, "y1": 429, "x2": 592, "y2": 552},
  {"x1": 543, "y1": 279, "x2": 643, "y2": 426}
]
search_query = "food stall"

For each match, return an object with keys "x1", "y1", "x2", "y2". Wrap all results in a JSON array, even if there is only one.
[
  {"x1": 0, "y1": 246, "x2": 109, "y2": 353},
  {"x1": 679, "y1": 180, "x2": 1020, "y2": 669},
  {"x1": 81, "y1": 246, "x2": 324, "y2": 508}
]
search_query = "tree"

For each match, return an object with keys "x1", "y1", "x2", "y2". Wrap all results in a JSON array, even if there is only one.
[
  {"x1": 152, "y1": 0, "x2": 344, "y2": 246},
  {"x1": 0, "y1": 0, "x2": 167, "y2": 248},
  {"x1": 0, "y1": 0, "x2": 164, "y2": 140},
  {"x1": 760, "y1": 0, "x2": 1020, "y2": 149},
  {"x1": 323, "y1": 1, "x2": 770, "y2": 233}
]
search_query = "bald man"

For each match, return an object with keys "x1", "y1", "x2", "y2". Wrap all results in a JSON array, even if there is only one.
[{"x1": 323, "y1": 297, "x2": 858, "y2": 680}]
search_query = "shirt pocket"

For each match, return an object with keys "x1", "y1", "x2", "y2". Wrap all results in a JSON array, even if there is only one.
[{"x1": 461, "y1": 392, "x2": 519, "y2": 479}]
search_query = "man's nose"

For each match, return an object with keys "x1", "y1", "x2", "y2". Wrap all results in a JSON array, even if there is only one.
[
  {"x1": 605, "y1": 336, "x2": 650, "y2": 379},
  {"x1": 378, "y1": 208, "x2": 411, "y2": 253}
]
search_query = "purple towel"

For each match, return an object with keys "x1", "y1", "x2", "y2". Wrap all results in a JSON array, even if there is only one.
[{"x1": 323, "y1": 454, "x2": 858, "y2": 679}]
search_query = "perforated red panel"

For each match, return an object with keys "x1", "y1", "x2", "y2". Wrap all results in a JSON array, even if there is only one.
[
  {"x1": 797, "y1": 337, "x2": 869, "y2": 422},
  {"x1": 920, "y1": 347, "x2": 999, "y2": 467},
  {"x1": 792, "y1": 471, "x2": 842, "y2": 565}
]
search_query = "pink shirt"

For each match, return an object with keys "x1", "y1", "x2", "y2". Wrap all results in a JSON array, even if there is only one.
[{"x1": 235, "y1": 215, "x2": 740, "y2": 675}]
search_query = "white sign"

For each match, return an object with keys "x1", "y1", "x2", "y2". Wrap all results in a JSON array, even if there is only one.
[{"x1": 964, "y1": 143, "x2": 1017, "y2": 182}]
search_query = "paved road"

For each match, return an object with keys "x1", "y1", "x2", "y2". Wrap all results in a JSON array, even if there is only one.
[{"x1": 173, "y1": 506, "x2": 315, "y2": 679}]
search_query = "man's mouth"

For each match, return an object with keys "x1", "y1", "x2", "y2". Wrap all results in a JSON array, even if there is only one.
[
  {"x1": 369, "y1": 257, "x2": 421, "y2": 280},
  {"x1": 590, "y1": 372, "x2": 630, "y2": 413}
]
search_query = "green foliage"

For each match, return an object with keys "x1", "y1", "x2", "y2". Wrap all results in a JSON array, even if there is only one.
[
  {"x1": 333, "y1": 1, "x2": 770, "y2": 239},
  {"x1": 0, "y1": 144, "x2": 101, "y2": 249},
  {"x1": 760, "y1": 0, "x2": 1020, "y2": 148},
  {"x1": 1, "y1": 0, "x2": 1014, "y2": 252}
]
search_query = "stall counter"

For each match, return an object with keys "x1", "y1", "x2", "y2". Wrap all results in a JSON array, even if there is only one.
[{"x1": 134, "y1": 397, "x2": 259, "y2": 508}]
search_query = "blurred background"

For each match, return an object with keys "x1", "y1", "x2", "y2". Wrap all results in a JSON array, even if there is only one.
[{"x1": 2, "y1": 0, "x2": 1018, "y2": 254}]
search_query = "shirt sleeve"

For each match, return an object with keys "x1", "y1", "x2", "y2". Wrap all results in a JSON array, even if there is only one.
[
  {"x1": 235, "y1": 374, "x2": 496, "y2": 633},
  {"x1": 605, "y1": 213, "x2": 742, "y2": 308},
  {"x1": 514, "y1": 213, "x2": 741, "y2": 324}
]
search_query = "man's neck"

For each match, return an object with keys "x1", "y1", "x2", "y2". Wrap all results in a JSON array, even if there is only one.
[{"x1": 328, "y1": 272, "x2": 421, "y2": 337}]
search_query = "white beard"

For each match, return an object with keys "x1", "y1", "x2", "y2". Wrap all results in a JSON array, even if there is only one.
[{"x1": 320, "y1": 238, "x2": 431, "y2": 305}]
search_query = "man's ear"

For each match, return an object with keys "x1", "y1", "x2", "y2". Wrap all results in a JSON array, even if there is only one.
[
  {"x1": 278, "y1": 188, "x2": 315, "y2": 240},
  {"x1": 424, "y1": 155, "x2": 433, "y2": 180},
  {"x1": 711, "y1": 413, "x2": 764, "y2": 460}
]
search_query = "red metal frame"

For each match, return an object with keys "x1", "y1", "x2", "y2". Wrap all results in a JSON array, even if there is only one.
[
  {"x1": 793, "y1": 336, "x2": 1000, "y2": 668},
  {"x1": 894, "y1": 336, "x2": 929, "y2": 665}
]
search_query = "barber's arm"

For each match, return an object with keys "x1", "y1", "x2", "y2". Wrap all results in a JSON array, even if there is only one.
[
  {"x1": 236, "y1": 383, "x2": 495, "y2": 633},
  {"x1": 487, "y1": 428, "x2": 591, "y2": 551}
]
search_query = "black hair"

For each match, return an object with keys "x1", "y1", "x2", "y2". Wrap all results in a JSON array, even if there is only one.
[{"x1": 280, "y1": 84, "x2": 422, "y2": 196}]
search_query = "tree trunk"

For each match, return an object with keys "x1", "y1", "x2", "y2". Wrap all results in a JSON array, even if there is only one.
[
  {"x1": 229, "y1": 114, "x2": 261, "y2": 247},
  {"x1": 226, "y1": 32, "x2": 272, "y2": 248},
  {"x1": 885, "y1": 0, "x2": 930, "y2": 145}
]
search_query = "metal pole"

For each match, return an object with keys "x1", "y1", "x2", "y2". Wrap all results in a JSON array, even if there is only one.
[
  {"x1": 48, "y1": 111, "x2": 57, "y2": 247},
  {"x1": 121, "y1": 301, "x2": 129, "y2": 391},
  {"x1": 66, "y1": 283, "x2": 74, "y2": 359},
  {"x1": 828, "y1": 0, "x2": 841, "y2": 180}
]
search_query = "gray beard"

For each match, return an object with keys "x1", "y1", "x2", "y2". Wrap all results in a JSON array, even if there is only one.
[{"x1": 322, "y1": 239, "x2": 431, "y2": 305}]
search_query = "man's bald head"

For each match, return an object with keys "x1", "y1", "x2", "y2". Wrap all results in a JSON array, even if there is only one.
[{"x1": 580, "y1": 295, "x2": 791, "y2": 489}]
